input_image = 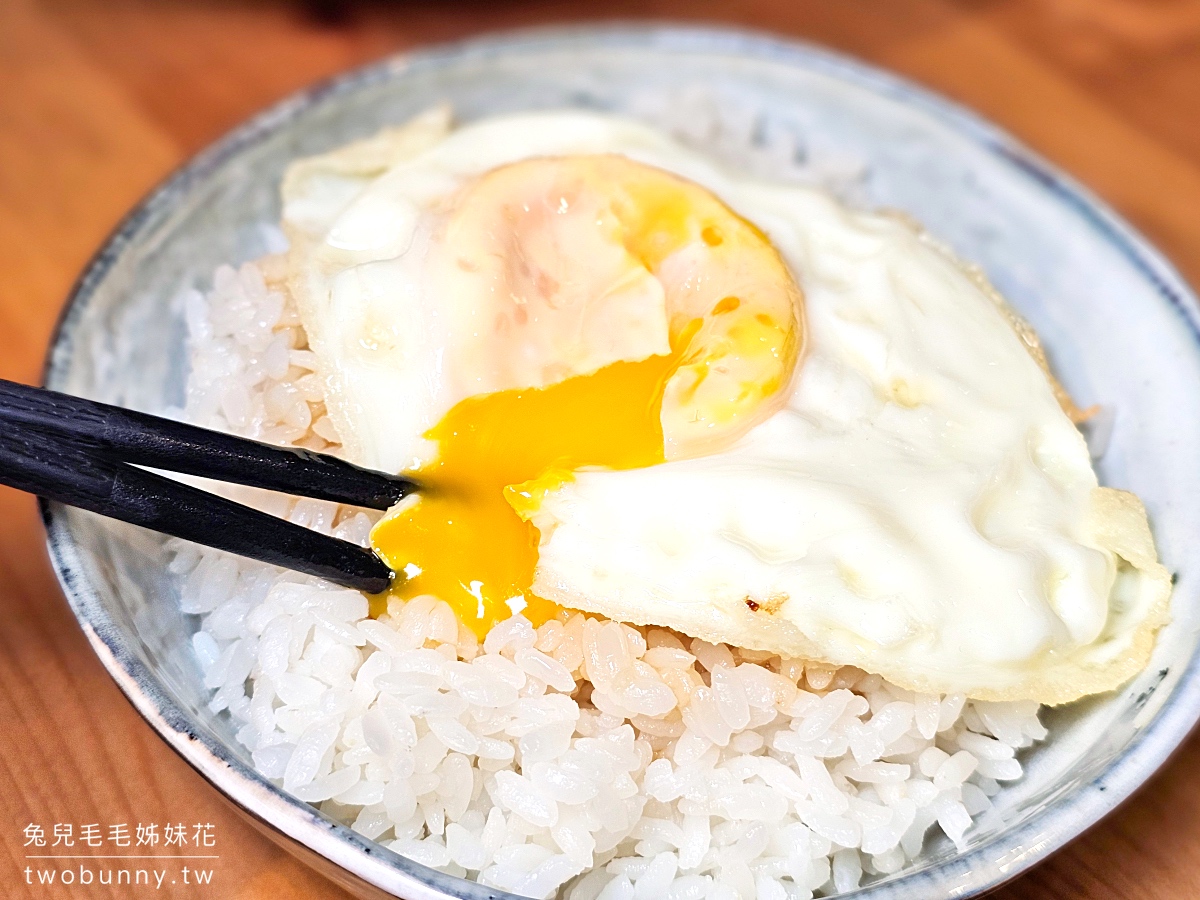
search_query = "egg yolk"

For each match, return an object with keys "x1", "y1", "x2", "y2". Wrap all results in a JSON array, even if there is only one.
[
  {"x1": 369, "y1": 155, "x2": 803, "y2": 634},
  {"x1": 369, "y1": 345, "x2": 682, "y2": 630}
]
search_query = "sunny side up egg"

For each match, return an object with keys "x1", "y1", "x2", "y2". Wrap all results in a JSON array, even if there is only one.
[{"x1": 281, "y1": 108, "x2": 1171, "y2": 705}]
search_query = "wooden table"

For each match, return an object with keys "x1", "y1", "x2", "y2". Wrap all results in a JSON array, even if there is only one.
[{"x1": 3, "y1": 0, "x2": 1199, "y2": 896}]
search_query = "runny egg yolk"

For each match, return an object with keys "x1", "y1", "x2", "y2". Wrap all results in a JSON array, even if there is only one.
[
  {"x1": 368, "y1": 155, "x2": 804, "y2": 634},
  {"x1": 369, "y1": 346, "x2": 681, "y2": 630}
]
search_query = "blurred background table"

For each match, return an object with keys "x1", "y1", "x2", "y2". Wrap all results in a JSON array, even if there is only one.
[{"x1": 3, "y1": 0, "x2": 1200, "y2": 897}]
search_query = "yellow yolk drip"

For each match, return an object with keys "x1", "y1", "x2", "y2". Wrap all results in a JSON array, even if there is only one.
[
  {"x1": 366, "y1": 155, "x2": 803, "y2": 634},
  {"x1": 369, "y1": 344, "x2": 687, "y2": 632}
]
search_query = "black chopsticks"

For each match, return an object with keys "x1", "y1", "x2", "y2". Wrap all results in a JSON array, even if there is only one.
[{"x1": 0, "y1": 379, "x2": 417, "y2": 594}]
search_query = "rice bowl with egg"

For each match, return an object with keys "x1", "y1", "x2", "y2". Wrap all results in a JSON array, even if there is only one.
[{"x1": 169, "y1": 96, "x2": 1171, "y2": 900}]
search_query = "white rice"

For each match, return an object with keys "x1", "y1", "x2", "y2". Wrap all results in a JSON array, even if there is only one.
[{"x1": 172, "y1": 257, "x2": 1047, "y2": 900}]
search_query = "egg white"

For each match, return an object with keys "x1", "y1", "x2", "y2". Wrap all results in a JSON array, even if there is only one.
[{"x1": 281, "y1": 110, "x2": 1170, "y2": 704}]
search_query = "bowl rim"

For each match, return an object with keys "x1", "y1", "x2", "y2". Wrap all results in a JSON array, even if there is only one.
[{"x1": 39, "y1": 21, "x2": 1200, "y2": 900}]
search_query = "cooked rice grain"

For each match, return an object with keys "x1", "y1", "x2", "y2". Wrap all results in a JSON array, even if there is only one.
[{"x1": 178, "y1": 254, "x2": 1043, "y2": 900}]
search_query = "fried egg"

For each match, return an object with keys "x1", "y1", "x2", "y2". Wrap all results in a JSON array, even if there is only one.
[{"x1": 282, "y1": 109, "x2": 1170, "y2": 704}]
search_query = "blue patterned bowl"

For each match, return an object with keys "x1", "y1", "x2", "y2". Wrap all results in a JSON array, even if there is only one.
[{"x1": 40, "y1": 24, "x2": 1200, "y2": 900}]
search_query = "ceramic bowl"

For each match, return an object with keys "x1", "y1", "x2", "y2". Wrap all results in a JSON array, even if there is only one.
[{"x1": 41, "y1": 24, "x2": 1200, "y2": 900}]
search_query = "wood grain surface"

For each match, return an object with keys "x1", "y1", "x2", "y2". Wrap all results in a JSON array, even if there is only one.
[{"x1": 2, "y1": 0, "x2": 1199, "y2": 897}]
